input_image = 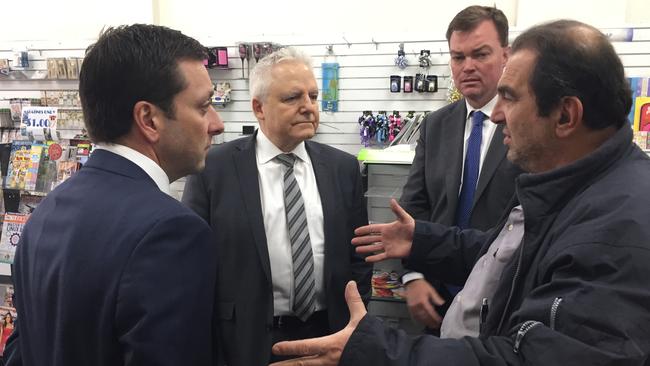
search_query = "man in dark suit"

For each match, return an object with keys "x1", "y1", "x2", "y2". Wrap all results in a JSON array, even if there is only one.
[
  {"x1": 4, "y1": 24, "x2": 224, "y2": 366},
  {"x1": 399, "y1": 5, "x2": 521, "y2": 335},
  {"x1": 182, "y1": 47, "x2": 372, "y2": 366}
]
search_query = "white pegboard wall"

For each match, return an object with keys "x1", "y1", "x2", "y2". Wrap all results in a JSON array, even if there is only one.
[
  {"x1": 1, "y1": 28, "x2": 650, "y2": 157},
  {"x1": 209, "y1": 39, "x2": 453, "y2": 155}
]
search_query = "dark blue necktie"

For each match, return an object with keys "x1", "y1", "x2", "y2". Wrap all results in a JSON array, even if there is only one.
[{"x1": 456, "y1": 110, "x2": 485, "y2": 229}]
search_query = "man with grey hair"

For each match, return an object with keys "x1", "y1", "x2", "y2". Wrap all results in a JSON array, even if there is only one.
[{"x1": 182, "y1": 46, "x2": 372, "y2": 366}]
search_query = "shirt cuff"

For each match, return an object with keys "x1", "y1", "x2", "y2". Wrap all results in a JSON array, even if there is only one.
[{"x1": 401, "y1": 271, "x2": 424, "y2": 285}]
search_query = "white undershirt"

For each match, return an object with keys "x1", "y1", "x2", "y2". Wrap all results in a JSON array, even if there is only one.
[
  {"x1": 255, "y1": 131, "x2": 326, "y2": 316},
  {"x1": 93, "y1": 143, "x2": 171, "y2": 195}
]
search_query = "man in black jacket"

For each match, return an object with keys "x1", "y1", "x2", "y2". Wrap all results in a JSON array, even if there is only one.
[{"x1": 270, "y1": 19, "x2": 650, "y2": 366}]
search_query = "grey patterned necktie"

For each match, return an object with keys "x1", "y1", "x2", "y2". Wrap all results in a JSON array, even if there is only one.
[{"x1": 275, "y1": 153, "x2": 315, "y2": 321}]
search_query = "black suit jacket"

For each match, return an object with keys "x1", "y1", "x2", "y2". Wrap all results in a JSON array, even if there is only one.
[
  {"x1": 182, "y1": 134, "x2": 372, "y2": 366},
  {"x1": 5, "y1": 150, "x2": 217, "y2": 366}
]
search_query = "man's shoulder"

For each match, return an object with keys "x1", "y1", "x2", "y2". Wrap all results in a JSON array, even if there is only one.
[
  {"x1": 424, "y1": 100, "x2": 466, "y2": 121},
  {"x1": 205, "y1": 136, "x2": 253, "y2": 161},
  {"x1": 306, "y1": 140, "x2": 357, "y2": 163}
]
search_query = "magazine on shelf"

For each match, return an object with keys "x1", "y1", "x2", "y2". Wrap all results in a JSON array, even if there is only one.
[
  {"x1": 35, "y1": 142, "x2": 58, "y2": 193},
  {"x1": 0, "y1": 212, "x2": 29, "y2": 264},
  {"x1": 5, "y1": 141, "x2": 32, "y2": 190},
  {"x1": 18, "y1": 194, "x2": 44, "y2": 215},
  {"x1": 23, "y1": 144, "x2": 45, "y2": 191},
  {"x1": 0, "y1": 284, "x2": 16, "y2": 356}
]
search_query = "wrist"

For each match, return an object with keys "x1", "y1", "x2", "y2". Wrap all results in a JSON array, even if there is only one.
[{"x1": 401, "y1": 272, "x2": 424, "y2": 285}]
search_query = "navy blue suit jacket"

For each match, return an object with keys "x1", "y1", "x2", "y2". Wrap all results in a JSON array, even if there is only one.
[
  {"x1": 182, "y1": 134, "x2": 372, "y2": 366},
  {"x1": 4, "y1": 150, "x2": 217, "y2": 366}
]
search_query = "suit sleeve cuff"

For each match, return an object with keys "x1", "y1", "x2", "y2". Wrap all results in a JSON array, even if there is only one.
[{"x1": 405, "y1": 220, "x2": 440, "y2": 272}]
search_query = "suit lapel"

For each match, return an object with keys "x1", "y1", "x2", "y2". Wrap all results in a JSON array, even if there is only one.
[
  {"x1": 233, "y1": 135, "x2": 273, "y2": 284},
  {"x1": 445, "y1": 102, "x2": 467, "y2": 214},
  {"x1": 306, "y1": 142, "x2": 334, "y2": 282},
  {"x1": 474, "y1": 124, "x2": 508, "y2": 205}
]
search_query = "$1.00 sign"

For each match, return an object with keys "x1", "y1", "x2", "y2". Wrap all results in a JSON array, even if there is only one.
[{"x1": 20, "y1": 106, "x2": 58, "y2": 140}]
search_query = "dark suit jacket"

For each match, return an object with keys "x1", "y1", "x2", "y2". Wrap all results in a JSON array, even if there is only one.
[
  {"x1": 399, "y1": 100, "x2": 521, "y2": 283},
  {"x1": 4, "y1": 150, "x2": 217, "y2": 366},
  {"x1": 182, "y1": 134, "x2": 372, "y2": 366}
]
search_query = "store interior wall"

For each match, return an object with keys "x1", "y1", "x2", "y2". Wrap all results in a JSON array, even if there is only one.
[
  {"x1": 1, "y1": 0, "x2": 649, "y2": 184},
  {"x1": 1, "y1": 0, "x2": 649, "y2": 43}
]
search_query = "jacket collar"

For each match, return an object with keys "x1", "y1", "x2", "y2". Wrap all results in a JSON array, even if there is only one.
[{"x1": 516, "y1": 124, "x2": 634, "y2": 229}]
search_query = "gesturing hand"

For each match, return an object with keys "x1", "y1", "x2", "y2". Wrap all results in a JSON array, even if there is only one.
[
  {"x1": 269, "y1": 281, "x2": 367, "y2": 366},
  {"x1": 351, "y1": 199, "x2": 415, "y2": 262}
]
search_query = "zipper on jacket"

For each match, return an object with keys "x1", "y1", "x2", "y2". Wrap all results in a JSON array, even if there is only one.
[
  {"x1": 514, "y1": 320, "x2": 542, "y2": 354},
  {"x1": 550, "y1": 297, "x2": 562, "y2": 330},
  {"x1": 496, "y1": 236, "x2": 526, "y2": 334}
]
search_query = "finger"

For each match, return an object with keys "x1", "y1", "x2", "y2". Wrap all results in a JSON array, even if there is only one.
[
  {"x1": 269, "y1": 354, "x2": 321, "y2": 366},
  {"x1": 354, "y1": 243, "x2": 383, "y2": 254},
  {"x1": 272, "y1": 335, "x2": 329, "y2": 357},
  {"x1": 419, "y1": 301, "x2": 442, "y2": 329},
  {"x1": 351, "y1": 235, "x2": 382, "y2": 246},
  {"x1": 428, "y1": 288, "x2": 446, "y2": 306},
  {"x1": 344, "y1": 281, "x2": 367, "y2": 323},
  {"x1": 363, "y1": 252, "x2": 388, "y2": 263},
  {"x1": 389, "y1": 199, "x2": 412, "y2": 223},
  {"x1": 354, "y1": 222, "x2": 387, "y2": 236}
]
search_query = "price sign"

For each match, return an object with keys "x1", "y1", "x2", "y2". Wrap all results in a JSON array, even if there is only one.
[{"x1": 20, "y1": 106, "x2": 58, "y2": 141}]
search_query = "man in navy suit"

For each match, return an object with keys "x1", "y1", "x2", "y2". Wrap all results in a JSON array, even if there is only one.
[
  {"x1": 182, "y1": 47, "x2": 372, "y2": 366},
  {"x1": 4, "y1": 24, "x2": 224, "y2": 366}
]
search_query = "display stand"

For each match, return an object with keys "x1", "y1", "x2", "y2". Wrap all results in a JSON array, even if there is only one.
[{"x1": 359, "y1": 146, "x2": 422, "y2": 334}]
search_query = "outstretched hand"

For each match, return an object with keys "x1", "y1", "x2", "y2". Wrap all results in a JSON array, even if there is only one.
[
  {"x1": 351, "y1": 199, "x2": 415, "y2": 262},
  {"x1": 270, "y1": 281, "x2": 367, "y2": 366}
]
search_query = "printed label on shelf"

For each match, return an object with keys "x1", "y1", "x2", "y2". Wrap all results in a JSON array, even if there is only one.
[{"x1": 20, "y1": 106, "x2": 59, "y2": 141}]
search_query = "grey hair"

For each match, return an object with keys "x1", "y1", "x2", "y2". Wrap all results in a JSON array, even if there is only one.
[{"x1": 249, "y1": 46, "x2": 314, "y2": 101}]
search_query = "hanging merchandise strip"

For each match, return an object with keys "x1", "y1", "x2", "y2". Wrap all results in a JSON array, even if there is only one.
[{"x1": 321, "y1": 63, "x2": 339, "y2": 112}]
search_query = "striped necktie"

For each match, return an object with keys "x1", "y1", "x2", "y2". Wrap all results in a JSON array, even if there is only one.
[{"x1": 275, "y1": 153, "x2": 316, "y2": 321}]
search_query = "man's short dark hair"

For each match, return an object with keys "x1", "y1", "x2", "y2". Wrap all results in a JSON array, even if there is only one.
[
  {"x1": 79, "y1": 24, "x2": 206, "y2": 143},
  {"x1": 446, "y1": 6, "x2": 509, "y2": 47},
  {"x1": 512, "y1": 20, "x2": 632, "y2": 130}
]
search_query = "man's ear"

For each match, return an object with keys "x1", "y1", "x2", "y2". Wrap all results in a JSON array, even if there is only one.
[
  {"x1": 555, "y1": 96, "x2": 583, "y2": 138},
  {"x1": 133, "y1": 101, "x2": 162, "y2": 143},
  {"x1": 252, "y1": 97, "x2": 265, "y2": 122},
  {"x1": 502, "y1": 45, "x2": 511, "y2": 65}
]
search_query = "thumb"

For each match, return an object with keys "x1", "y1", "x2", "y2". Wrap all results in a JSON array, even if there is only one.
[
  {"x1": 345, "y1": 281, "x2": 367, "y2": 324},
  {"x1": 390, "y1": 199, "x2": 412, "y2": 223}
]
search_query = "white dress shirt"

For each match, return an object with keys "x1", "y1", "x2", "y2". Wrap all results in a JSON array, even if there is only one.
[
  {"x1": 255, "y1": 131, "x2": 326, "y2": 316},
  {"x1": 93, "y1": 143, "x2": 171, "y2": 195}
]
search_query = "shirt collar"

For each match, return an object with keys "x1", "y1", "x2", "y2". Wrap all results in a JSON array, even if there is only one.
[
  {"x1": 465, "y1": 94, "x2": 498, "y2": 121},
  {"x1": 255, "y1": 130, "x2": 310, "y2": 165},
  {"x1": 94, "y1": 142, "x2": 171, "y2": 195}
]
